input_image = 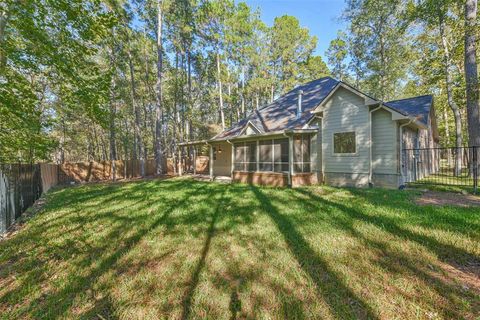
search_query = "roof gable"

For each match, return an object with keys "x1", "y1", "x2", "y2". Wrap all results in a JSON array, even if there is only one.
[
  {"x1": 384, "y1": 95, "x2": 433, "y2": 126},
  {"x1": 214, "y1": 77, "x2": 338, "y2": 140},
  {"x1": 311, "y1": 82, "x2": 378, "y2": 113}
]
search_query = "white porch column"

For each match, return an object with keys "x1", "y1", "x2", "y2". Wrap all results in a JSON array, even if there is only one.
[
  {"x1": 193, "y1": 146, "x2": 197, "y2": 175},
  {"x1": 229, "y1": 141, "x2": 234, "y2": 177},
  {"x1": 288, "y1": 134, "x2": 293, "y2": 187},
  {"x1": 178, "y1": 148, "x2": 183, "y2": 176},
  {"x1": 209, "y1": 144, "x2": 214, "y2": 180}
]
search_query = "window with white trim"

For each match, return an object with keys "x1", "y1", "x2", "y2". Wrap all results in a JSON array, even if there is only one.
[
  {"x1": 293, "y1": 135, "x2": 311, "y2": 173},
  {"x1": 333, "y1": 131, "x2": 356, "y2": 154}
]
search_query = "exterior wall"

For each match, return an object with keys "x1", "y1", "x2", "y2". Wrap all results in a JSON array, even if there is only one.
[
  {"x1": 232, "y1": 171, "x2": 318, "y2": 187},
  {"x1": 402, "y1": 113, "x2": 440, "y2": 184},
  {"x1": 310, "y1": 120, "x2": 323, "y2": 183},
  {"x1": 321, "y1": 87, "x2": 370, "y2": 187},
  {"x1": 402, "y1": 126, "x2": 418, "y2": 183},
  {"x1": 292, "y1": 173, "x2": 318, "y2": 187},
  {"x1": 233, "y1": 171, "x2": 288, "y2": 187},
  {"x1": 212, "y1": 141, "x2": 232, "y2": 176},
  {"x1": 371, "y1": 109, "x2": 400, "y2": 188}
]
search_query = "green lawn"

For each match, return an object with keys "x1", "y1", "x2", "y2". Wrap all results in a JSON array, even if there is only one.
[{"x1": 0, "y1": 178, "x2": 479, "y2": 319}]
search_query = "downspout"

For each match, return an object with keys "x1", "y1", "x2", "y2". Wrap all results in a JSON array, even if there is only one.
[
  {"x1": 399, "y1": 119, "x2": 414, "y2": 188},
  {"x1": 369, "y1": 104, "x2": 382, "y2": 186},
  {"x1": 284, "y1": 132, "x2": 293, "y2": 187},
  {"x1": 206, "y1": 142, "x2": 213, "y2": 181}
]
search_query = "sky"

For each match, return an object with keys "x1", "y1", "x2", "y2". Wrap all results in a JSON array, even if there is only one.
[{"x1": 244, "y1": 0, "x2": 347, "y2": 61}]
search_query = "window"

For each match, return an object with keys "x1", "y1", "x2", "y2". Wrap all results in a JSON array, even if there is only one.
[
  {"x1": 333, "y1": 132, "x2": 356, "y2": 154},
  {"x1": 293, "y1": 135, "x2": 311, "y2": 173},
  {"x1": 234, "y1": 142, "x2": 256, "y2": 171}
]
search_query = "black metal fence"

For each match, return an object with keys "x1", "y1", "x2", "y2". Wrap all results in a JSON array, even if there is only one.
[
  {"x1": 0, "y1": 163, "x2": 43, "y2": 235},
  {"x1": 402, "y1": 146, "x2": 479, "y2": 192}
]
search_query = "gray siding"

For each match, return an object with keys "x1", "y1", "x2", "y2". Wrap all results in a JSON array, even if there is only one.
[
  {"x1": 322, "y1": 87, "x2": 370, "y2": 186},
  {"x1": 372, "y1": 109, "x2": 398, "y2": 174},
  {"x1": 402, "y1": 127, "x2": 418, "y2": 183}
]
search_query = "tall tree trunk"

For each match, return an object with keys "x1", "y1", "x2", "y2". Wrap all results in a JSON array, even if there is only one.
[
  {"x1": 443, "y1": 107, "x2": 452, "y2": 165},
  {"x1": 465, "y1": 0, "x2": 480, "y2": 147},
  {"x1": 109, "y1": 40, "x2": 117, "y2": 181},
  {"x1": 59, "y1": 118, "x2": 66, "y2": 164},
  {"x1": 241, "y1": 65, "x2": 246, "y2": 117},
  {"x1": 0, "y1": 7, "x2": 8, "y2": 71},
  {"x1": 379, "y1": 34, "x2": 387, "y2": 100},
  {"x1": 155, "y1": 0, "x2": 164, "y2": 175},
  {"x1": 127, "y1": 45, "x2": 145, "y2": 177},
  {"x1": 216, "y1": 51, "x2": 225, "y2": 130},
  {"x1": 187, "y1": 50, "x2": 193, "y2": 141},
  {"x1": 439, "y1": 17, "x2": 463, "y2": 175}
]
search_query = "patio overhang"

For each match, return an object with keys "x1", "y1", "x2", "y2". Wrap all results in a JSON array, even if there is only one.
[{"x1": 178, "y1": 129, "x2": 318, "y2": 147}]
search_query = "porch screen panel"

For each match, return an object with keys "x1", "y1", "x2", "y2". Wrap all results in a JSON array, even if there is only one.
[
  {"x1": 273, "y1": 139, "x2": 289, "y2": 172},
  {"x1": 259, "y1": 140, "x2": 273, "y2": 171},
  {"x1": 293, "y1": 134, "x2": 311, "y2": 173},
  {"x1": 234, "y1": 144, "x2": 246, "y2": 171},
  {"x1": 245, "y1": 142, "x2": 257, "y2": 171},
  {"x1": 234, "y1": 142, "x2": 256, "y2": 171}
]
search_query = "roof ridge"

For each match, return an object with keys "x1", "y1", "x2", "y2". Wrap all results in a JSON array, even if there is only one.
[
  {"x1": 256, "y1": 76, "x2": 337, "y2": 112},
  {"x1": 386, "y1": 94, "x2": 433, "y2": 103}
]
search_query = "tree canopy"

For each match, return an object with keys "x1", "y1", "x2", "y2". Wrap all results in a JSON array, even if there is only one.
[{"x1": 1, "y1": 0, "x2": 478, "y2": 164}]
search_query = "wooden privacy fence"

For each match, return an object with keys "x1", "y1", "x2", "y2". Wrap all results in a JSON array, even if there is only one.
[{"x1": 0, "y1": 163, "x2": 42, "y2": 234}]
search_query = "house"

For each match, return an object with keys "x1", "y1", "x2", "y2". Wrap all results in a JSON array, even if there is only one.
[{"x1": 180, "y1": 77, "x2": 439, "y2": 188}]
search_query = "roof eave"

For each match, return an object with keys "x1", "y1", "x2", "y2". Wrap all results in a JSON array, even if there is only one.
[{"x1": 209, "y1": 129, "x2": 318, "y2": 143}]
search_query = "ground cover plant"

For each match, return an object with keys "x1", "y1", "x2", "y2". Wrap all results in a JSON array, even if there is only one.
[{"x1": 0, "y1": 177, "x2": 478, "y2": 319}]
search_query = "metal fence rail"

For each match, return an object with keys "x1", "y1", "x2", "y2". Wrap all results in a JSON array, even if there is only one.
[
  {"x1": 402, "y1": 146, "x2": 479, "y2": 192},
  {"x1": 0, "y1": 163, "x2": 43, "y2": 234}
]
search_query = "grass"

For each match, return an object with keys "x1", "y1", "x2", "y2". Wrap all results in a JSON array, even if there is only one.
[{"x1": 0, "y1": 177, "x2": 479, "y2": 319}]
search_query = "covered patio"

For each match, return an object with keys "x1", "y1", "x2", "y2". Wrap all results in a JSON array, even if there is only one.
[{"x1": 177, "y1": 129, "x2": 320, "y2": 187}]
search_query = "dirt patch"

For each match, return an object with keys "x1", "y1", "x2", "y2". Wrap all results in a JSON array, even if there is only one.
[
  {"x1": 439, "y1": 260, "x2": 480, "y2": 293},
  {"x1": 415, "y1": 191, "x2": 480, "y2": 207}
]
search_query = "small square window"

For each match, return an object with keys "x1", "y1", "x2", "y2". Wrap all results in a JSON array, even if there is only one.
[{"x1": 333, "y1": 132, "x2": 356, "y2": 154}]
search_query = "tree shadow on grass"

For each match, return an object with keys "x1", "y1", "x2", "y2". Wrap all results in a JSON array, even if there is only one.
[
  {"x1": 294, "y1": 188, "x2": 479, "y2": 265},
  {"x1": 181, "y1": 186, "x2": 228, "y2": 319},
  {"x1": 345, "y1": 188, "x2": 480, "y2": 237},
  {"x1": 293, "y1": 188, "x2": 480, "y2": 319},
  {"x1": 250, "y1": 185, "x2": 378, "y2": 320},
  {"x1": 0, "y1": 181, "x2": 209, "y2": 319}
]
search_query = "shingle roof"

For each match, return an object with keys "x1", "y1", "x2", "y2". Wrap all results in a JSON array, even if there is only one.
[
  {"x1": 384, "y1": 95, "x2": 433, "y2": 126},
  {"x1": 213, "y1": 78, "x2": 434, "y2": 140},
  {"x1": 214, "y1": 77, "x2": 339, "y2": 140}
]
